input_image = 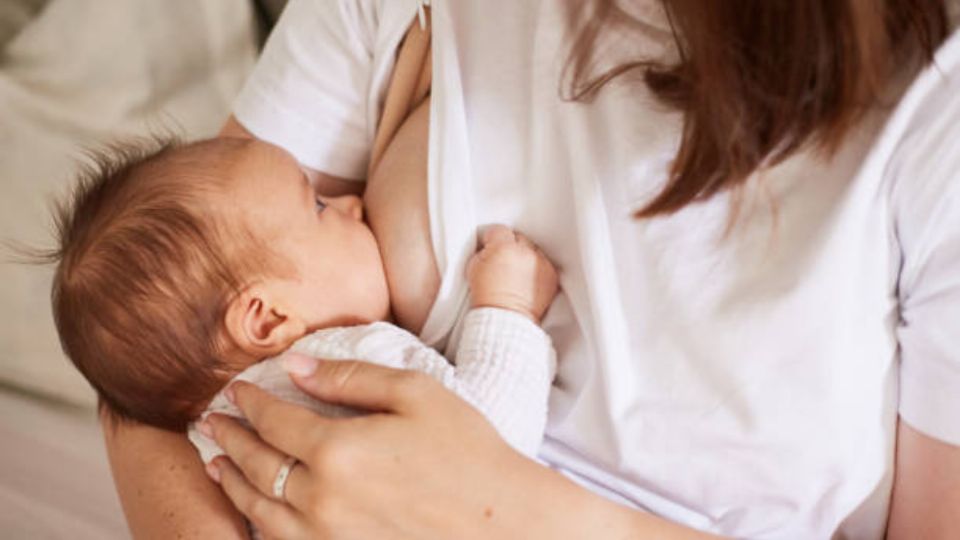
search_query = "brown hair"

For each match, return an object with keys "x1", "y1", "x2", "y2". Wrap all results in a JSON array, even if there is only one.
[
  {"x1": 44, "y1": 137, "x2": 266, "y2": 431},
  {"x1": 566, "y1": 0, "x2": 949, "y2": 217}
]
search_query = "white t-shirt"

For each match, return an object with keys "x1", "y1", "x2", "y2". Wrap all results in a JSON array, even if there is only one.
[{"x1": 233, "y1": 1, "x2": 960, "y2": 537}]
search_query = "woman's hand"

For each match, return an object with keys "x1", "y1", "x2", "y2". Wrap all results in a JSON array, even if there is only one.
[
  {"x1": 202, "y1": 356, "x2": 718, "y2": 539},
  {"x1": 203, "y1": 357, "x2": 535, "y2": 539}
]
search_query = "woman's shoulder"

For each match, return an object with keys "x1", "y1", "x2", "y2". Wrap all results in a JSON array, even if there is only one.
[
  {"x1": 883, "y1": 28, "x2": 960, "y2": 448},
  {"x1": 884, "y1": 28, "x2": 960, "y2": 226},
  {"x1": 231, "y1": 0, "x2": 418, "y2": 179}
]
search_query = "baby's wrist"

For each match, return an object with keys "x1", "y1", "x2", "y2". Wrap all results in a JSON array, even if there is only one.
[{"x1": 469, "y1": 297, "x2": 540, "y2": 324}]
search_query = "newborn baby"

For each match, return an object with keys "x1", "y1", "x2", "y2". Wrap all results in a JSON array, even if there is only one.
[{"x1": 48, "y1": 136, "x2": 559, "y2": 461}]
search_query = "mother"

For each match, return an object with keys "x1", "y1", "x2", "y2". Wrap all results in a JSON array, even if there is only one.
[{"x1": 103, "y1": 1, "x2": 960, "y2": 538}]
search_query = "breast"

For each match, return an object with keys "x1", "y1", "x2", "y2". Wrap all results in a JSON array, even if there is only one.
[{"x1": 363, "y1": 99, "x2": 440, "y2": 335}]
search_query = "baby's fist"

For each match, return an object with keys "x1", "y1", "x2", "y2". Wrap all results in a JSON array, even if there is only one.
[{"x1": 466, "y1": 225, "x2": 559, "y2": 322}]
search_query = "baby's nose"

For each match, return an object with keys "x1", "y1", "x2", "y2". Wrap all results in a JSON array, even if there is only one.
[{"x1": 331, "y1": 194, "x2": 364, "y2": 221}]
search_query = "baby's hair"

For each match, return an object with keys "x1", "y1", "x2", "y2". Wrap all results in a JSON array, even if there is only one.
[{"x1": 41, "y1": 135, "x2": 270, "y2": 431}]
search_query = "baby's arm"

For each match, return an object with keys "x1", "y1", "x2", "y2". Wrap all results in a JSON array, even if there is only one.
[{"x1": 407, "y1": 225, "x2": 560, "y2": 455}]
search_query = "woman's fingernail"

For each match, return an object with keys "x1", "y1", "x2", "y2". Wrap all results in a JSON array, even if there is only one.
[
  {"x1": 205, "y1": 461, "x2": 221, "y2": 483},
  {"x1": 224, "y1": 384, "x2": 237, "y2": 404},
  {"x1": 282, "y1": 353, "x2": 319, "y2": 377},
  {"x1": 198, "y1": 419, "x2": 214, "y2": 439}
]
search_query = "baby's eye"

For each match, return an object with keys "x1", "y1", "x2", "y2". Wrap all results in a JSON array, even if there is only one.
[{"x1": 315, "y1": 196, "x2": 327, "y2": 214}]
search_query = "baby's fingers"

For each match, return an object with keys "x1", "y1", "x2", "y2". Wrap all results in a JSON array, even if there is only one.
[
  {"x1": 479, "y1": 224, "x2": 516, "y2": 247},
  {"x1": 513, "y1": 231, "x2": 536, "y2": 250}
]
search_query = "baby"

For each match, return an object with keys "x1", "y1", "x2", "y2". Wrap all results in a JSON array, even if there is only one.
[{"x1": 47, "y1": 135, "x2": 559, "y2": 462}]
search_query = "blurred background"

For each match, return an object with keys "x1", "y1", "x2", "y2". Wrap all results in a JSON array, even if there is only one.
[{"x1": 0, "y1": 1, "x2": 286, "y2": 537}]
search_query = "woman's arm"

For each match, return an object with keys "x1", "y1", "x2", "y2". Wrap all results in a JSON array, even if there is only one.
[
  {"x1": 203, "y1": 358, "x2": 722, "y2": 539},
  {"x1": 886, "y1": 420, "x2": 960, "y2": 539},
  {"x1": 102, "y1": 413, "x2": 249, "y2": 539}
]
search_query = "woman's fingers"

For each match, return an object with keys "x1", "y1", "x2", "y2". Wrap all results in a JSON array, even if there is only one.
[
  {"x1": 206, "y1": 414, "x2": 313, "y2": 509},
  {"x1": 224, "y1": 381, "x2": 330, "y2": 462},
  {"x1": 284, "y1": 357, "x2": 433, "y2": 414},
  {"x1": 211, "y1": 456, "x2": 310, "y2": 540}
]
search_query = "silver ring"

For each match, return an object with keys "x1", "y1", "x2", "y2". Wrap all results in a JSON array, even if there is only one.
[{"x1": 272, "y1": 456, "x2": 299, "y2": 501}]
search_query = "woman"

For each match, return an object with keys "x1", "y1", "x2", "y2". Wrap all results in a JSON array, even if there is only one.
[{"x1": 103, "y1": 1, "x2": 960, "y2": 537}]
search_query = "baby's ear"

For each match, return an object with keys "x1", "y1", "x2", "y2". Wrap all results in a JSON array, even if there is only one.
[{"x1": 224, "y1": 285, "x2": 305, "y2": 357}]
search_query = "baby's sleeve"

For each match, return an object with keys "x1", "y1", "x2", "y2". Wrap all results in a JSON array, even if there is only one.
[
  {"x1": 889, "y1": 35, "x2": 960, "y2": 446},
  {"x1": 232, "y1": 0, "x2": 409, "y2": 179},
  {"x1": 408, "y1": 308, "x2": 557, "y2": 457}
]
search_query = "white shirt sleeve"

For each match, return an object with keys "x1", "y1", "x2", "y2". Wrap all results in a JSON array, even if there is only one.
[
  {"x1": 232, "y1": 0, "x2": 386, "y2": 179},
  {"x1": 889, "y1": 34, "x2": 960, "y2": 445}
]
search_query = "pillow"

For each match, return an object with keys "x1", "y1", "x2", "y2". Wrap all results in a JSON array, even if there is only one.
[{"x1": 0, "y1": 0, "x2": 258, "y2": 407}]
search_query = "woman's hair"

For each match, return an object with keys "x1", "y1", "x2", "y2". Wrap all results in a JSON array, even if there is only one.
[
  {"x1": 44, "y1": 137, "x2": 270, "y2": 431},
  {"x1": 566, "y1": 0, "x2": 949, "y2": 217}
]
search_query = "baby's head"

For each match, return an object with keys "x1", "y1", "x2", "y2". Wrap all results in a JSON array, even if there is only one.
[{"x1": 49, "y1": 136, "x2": 389, "y2": 431}]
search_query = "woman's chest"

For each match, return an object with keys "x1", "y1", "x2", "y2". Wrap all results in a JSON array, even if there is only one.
[
  {"x1": 364, "y1": 100, "x2": 438, "y2": 335},
  {"x1": 445, "y1": 54, "x2": 903, "y2": 413}
]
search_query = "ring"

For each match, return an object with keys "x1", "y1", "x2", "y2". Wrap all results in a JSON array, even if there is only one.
[{"x1": 272, "y1": 455, "x2": 299, "y2": 501}]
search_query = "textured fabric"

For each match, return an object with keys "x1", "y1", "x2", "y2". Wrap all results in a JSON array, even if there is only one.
[
  {"x1": 189, "y1": 307, "x2": 556, "y2": 462},
  {"x1": 232, "y1": 1, "x2": 960, "y2": 537}
]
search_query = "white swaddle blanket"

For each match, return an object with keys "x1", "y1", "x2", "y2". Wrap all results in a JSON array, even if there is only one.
[{"x1": 188, "y1": 307, "x2": 556, "y2": 462}]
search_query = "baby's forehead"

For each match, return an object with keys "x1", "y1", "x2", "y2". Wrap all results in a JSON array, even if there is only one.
[
  {"x1": 163, "y1": 139, "x2": 287, "y2": 197},
  {"x1": 227, "y1": 138, "x2": 296, "y2": 169},
  {"x1": 218, "y1": 140, "x2": 304, "y2": 192},
  {"x1": 213, "y1": 141, "x2": 308, "y2": 231},
  {"x1": 172, "y1": 137, "x2": 252, "y2": 168}
]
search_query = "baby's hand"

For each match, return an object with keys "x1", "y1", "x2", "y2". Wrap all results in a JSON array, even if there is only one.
[{"x1": 466, "y1": 225, "x2": 559, "y2": 323}]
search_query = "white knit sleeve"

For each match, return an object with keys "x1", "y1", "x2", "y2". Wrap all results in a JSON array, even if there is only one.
[{"x1": 405, "y1": 307, "x2": 556, "y2": 456}]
